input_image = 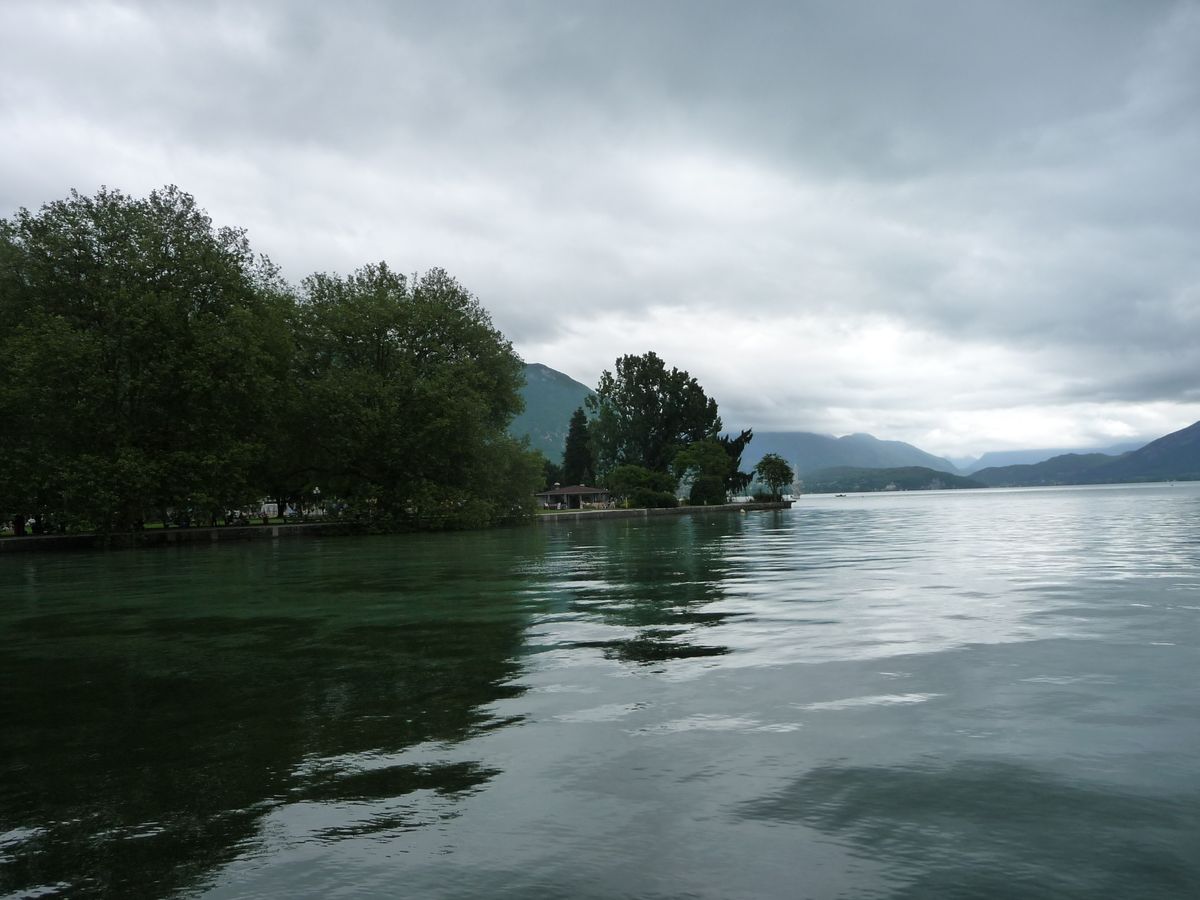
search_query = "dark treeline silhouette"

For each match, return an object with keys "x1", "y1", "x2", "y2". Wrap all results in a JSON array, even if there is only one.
[{"x1": 0, "y1": 186, "x2": 542, "y2": 534}]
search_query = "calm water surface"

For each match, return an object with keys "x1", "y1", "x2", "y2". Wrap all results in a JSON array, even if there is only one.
[{"x1": 2, "y1": 483, "x2": 1199, "y2": 898}]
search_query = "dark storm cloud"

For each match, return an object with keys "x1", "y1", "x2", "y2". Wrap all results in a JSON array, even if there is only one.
[{"x1": 2, "y1": 0, "x2": 1198, "y2": 452}]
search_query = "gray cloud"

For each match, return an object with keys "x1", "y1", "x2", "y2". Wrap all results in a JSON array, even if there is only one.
[{"x1": 2, "y1": 0, "x2": 1198, "y2": 454}]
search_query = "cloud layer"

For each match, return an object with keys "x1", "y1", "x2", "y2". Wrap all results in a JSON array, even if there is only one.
[{"x1": 3, "y1": 0, "x2": 1198, "y2": 454}]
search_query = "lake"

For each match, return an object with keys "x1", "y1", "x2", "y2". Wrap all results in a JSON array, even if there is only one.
[{"x1": 2, "y1": 483, "x2": 1199, "y2": 899}]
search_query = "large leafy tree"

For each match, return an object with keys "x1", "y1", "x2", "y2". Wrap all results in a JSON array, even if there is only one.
[
  {"x1": 586, "y1": 351, "x2": 722, "y2": 477},
  {"x1": 295, "y1": 262, "x2": 540, "y2": 528},
  {"x1": 753, "y1": 453, "x2": 795, "y2": 500},
  {"x1": 561, "y1": 406, "x2": 594, "y2": 485},
  {"x1": 0, "y1": 186, "x2": 292, "y2": 532}
]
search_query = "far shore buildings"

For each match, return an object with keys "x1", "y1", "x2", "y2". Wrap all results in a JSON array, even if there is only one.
[{"x1": 535, "y1": 484, "x2": 611, "y2": 510}]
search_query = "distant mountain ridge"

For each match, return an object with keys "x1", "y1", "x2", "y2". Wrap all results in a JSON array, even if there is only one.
[
  {"x1": 971, "y1": 453, "x2": 1119, "y2": 487},
  {"x1": 742, "y1": 431, "x2": 959, "y2": 476},
  {"x1": 804, "y1": 466, "x2": 984, "y2": 493},
  {"x1": 960, "y1": 442, "x2": 1142, "y2": 474},
  {"x1": 973, "y1": 421, "x2": 1200, "y2": 486}
]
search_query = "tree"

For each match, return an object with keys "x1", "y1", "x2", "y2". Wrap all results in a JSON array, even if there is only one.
[
  {"x1": 606, "y1": 465, "x2": 678, "y2": 509},
  {"x1": 294, "y1": 263, "x2": 540, "y2": 528},
  {"x1": 539, "y1": 454, "x2": 564, "y2": 491},
  {"x1": 0, "y1": 186, "x2": 292, "y2": 532},
  {"x1": 0, "y1": 186, "x2": 547, "y2": 535},
  {"x1": 561, "y1": 407, "x2": 594, "y2": 484},
  {"x1": 718, "y1": 428, "x2": 754, "y2": 495},
  {"x1": 753, "y1": 453, "x2": 795, "y2": 500},
  {"x1": 586, "y1": 351, "x2": 722, "y2": 477},
  {"x1": 670, "y1": 439, "x2": 732, "y2": 505}
]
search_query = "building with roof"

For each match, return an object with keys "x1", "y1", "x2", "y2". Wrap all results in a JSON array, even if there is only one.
[{"x1": 535, "y1": 484, "x2": 611, "y2": 510}]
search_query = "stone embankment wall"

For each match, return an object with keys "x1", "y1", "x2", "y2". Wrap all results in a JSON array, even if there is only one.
[
  {"x1": 0, "y1": 502, "x2": 793, "y2": 553},
  {"x1": 0, "y1": 522, "x2": 357, "y2": 554},
  {"x1": 536, "y1": 500, "x2": 792, "y2": 525}
]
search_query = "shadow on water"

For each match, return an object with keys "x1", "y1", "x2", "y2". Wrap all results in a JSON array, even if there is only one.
[
  {"x1": 0, "y1": 530, "x2": 548, "y2": 899},
  {"x1": 734, "y1": 759, "x2": 1200, "y2": 899}
]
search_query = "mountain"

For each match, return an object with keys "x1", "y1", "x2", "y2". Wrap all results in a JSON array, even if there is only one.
[
  {"x1": 960, "y1": 442, "x2": 1141, "y2": 474},
  {"x1": 742, "y1": 431, "x2": 959, "y2": 476},
  {"x1": 1088, "y1": 420, "x2": 1200, "y2": 482},
  {"x1": 509, "y1": 363, "x2": 593, "y2": 459},
  {"x1": 971, "y1": 453, "x2": 1118, "y2": 487},
  {"x1": 803, "y1": 466, "x2": 984, "y2": 493},
  {"x1": 972, "y1": 421, "x2": 1200, "y2": 486}
]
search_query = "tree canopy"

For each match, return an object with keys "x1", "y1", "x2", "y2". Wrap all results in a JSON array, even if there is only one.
[
  {"x1": 0, "y1": 186, "x2": 542, "y2": 534},
  {"x1": 0, "y1": 185, "x2": 292, "y2": 532},
  {"x1": 670, "y1": 439, "x2": 732, "y2": 505},
  {"x1": 717, "y1": 428, "x2": 754, "y2": 495},
  {"x1": 753, "y1": 453, "x2": 795, "y2": 500},
  {"x1": 294, "y1": 263, "x2": 538, "y2": 527},
  {"x1": 586, "y1": 351, "x2": 722, "y2": 477}
]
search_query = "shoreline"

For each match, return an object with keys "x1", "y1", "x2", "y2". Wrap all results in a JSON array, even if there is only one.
[
  {"x1": 0, "y1": 501, "x2": 793, "y2": 554},
  {"x1": 0, "y1": 521, "x2": 360, "y2": 555},
  {"x1": 535, "y1": 500, "x2": 792, "y2": 524}
]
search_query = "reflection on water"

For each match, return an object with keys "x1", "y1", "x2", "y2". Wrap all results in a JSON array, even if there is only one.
[
  {"x1": 1, "y1": 484, "x2": 1199, "y2": 898},
  {"x1": 0, "y1": 533, "x2": 542, "y2": 899}
]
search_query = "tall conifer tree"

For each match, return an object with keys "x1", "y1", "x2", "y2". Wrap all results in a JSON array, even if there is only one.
[{"x1": 561, "y1": 407, "x2": 594, "y2": 485}]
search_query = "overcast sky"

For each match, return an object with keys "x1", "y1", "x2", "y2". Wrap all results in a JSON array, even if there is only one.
[{"x1": 3, "y1": 1, "x2": 1198, "y2": 457}]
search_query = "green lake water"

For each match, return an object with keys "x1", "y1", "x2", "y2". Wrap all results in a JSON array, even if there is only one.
[{"x1": 2, "y1": 483, "x2": 1199, "y2": 898}]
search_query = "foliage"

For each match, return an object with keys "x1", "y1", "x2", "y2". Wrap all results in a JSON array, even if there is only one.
[
  {"x1": 294, "y1": 262, "x2": 538, "y2": 528},
  {"x1": 687, "y1": 475, "x2": 726, "y2": 506},
  {"x1": 717, "y1": 428, "x2": 754, "y2": 494},
  {"x1": 540, "y1": 454, "x2": 565, "y2": 491},
  {"x1": 670, "y1": 439, "x2": 732, "y2": 504},
  {"x1": 0, "y1": 186, "x2": 543, "y2": 534},
  {"x1": 631, "y1": 490, "x2": 679, "y2": 509},
  {"x1": 561, "y1": 406, "x2": 594, "y2": 484},
  {"x1": 605, "y1": 464, "x2": 678, "y2": 508},
  {"x1": 586, "y1": 351, "x2": 721, "y2": 477},
  {"x1": 0, "y1": 185, "x2": 292, "y2": 532},
  {"x1": 753, "y1": 453, "x2": 795, "y2": 499}
]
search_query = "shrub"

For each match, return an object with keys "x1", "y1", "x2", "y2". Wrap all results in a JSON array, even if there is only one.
[
  {"x1": 630, "y1": 489, "x2": 678, "y2": 509},
  {"x1": 688, "y1": 475, "x2": 726, "y2": 505}
]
